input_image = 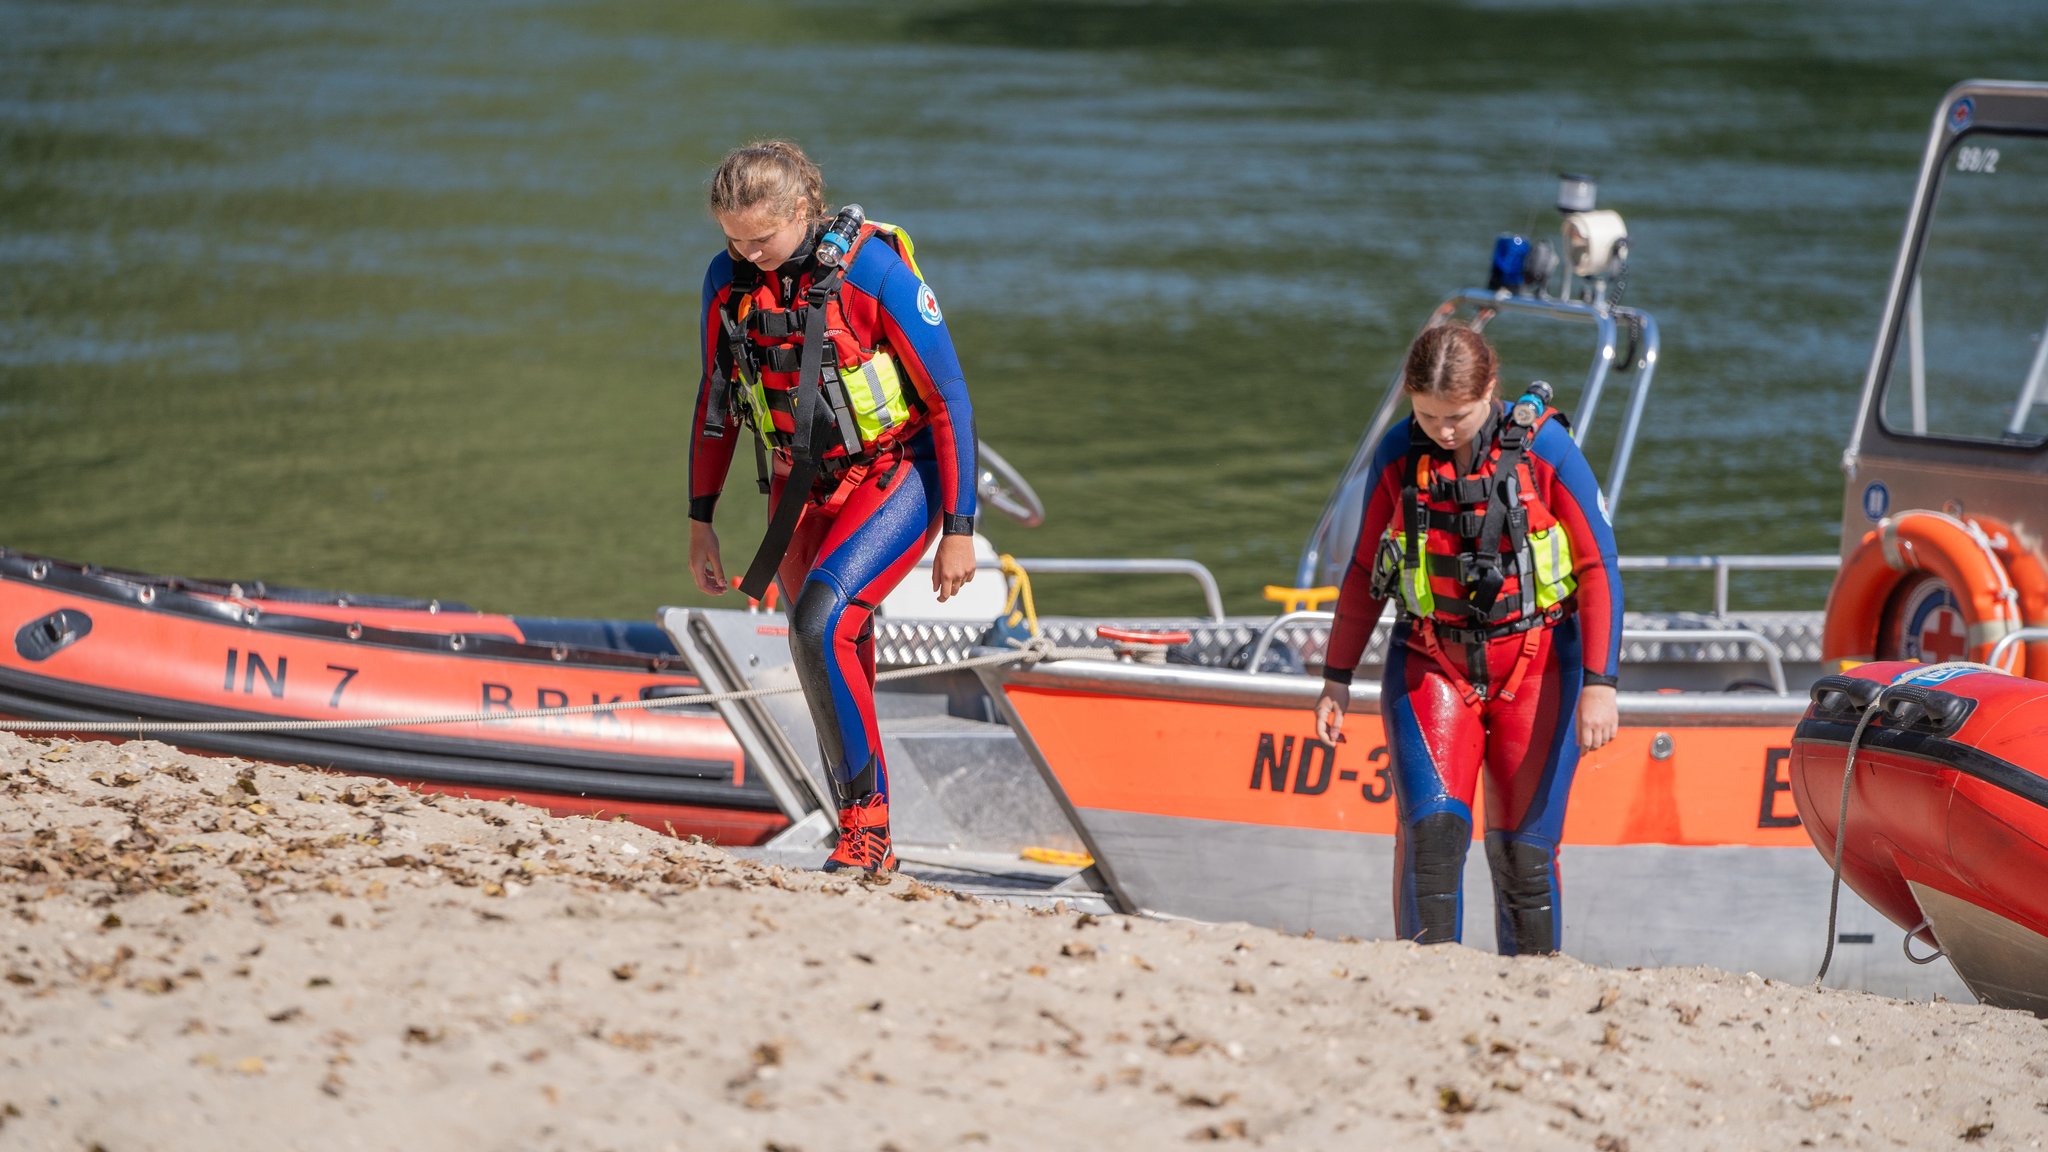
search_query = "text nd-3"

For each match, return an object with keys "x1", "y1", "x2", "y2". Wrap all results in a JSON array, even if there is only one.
[{"x1": 1249, "y1": 733, "x2": 1393, "y2": 802}]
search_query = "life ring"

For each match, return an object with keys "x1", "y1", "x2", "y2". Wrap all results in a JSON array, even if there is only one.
[
  {"x1": 1820, "y1": 510, "x2": 2025, "y2": 676},
  {"x1": 1967, "y1": 514, "x2": 2048, "y2": 674}
]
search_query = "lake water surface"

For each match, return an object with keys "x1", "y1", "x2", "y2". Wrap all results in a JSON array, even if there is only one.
[{"x1": 5, "y1": 0, "x2": 2045, "y2": 617}]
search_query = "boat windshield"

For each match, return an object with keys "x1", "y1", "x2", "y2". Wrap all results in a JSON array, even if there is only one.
[{"x1": 1879, "y1": 128, "x2": 2048, "y2": 445}]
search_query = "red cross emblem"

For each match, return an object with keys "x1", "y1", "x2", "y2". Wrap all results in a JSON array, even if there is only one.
[{"x1": 1917, "y1": 606, "x2": 1967, "y2": 664}]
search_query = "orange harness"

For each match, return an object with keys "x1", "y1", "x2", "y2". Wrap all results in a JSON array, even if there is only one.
[{"x1": 1413, "y1": 603, "x2": 1567, "y2": 707}]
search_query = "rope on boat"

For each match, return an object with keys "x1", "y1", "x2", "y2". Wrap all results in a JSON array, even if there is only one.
[
  {"x1": 1812, "y1": 690, "x2": 1888, "y2": 988},
  {"x1": 1812, "y1": 680, "x2": 1955, "y2": 987},
  {"x1": 0, "y1": 636, "x2": 1097, "y2": 736}
]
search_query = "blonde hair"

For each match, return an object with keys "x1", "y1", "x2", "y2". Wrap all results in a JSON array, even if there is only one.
[
  {"x1": 708, "y1": 139, "x2": 825, "y2": 222},
  {"x1": 1402, "y1": 323, "x2": 1499, "y2": 402}
]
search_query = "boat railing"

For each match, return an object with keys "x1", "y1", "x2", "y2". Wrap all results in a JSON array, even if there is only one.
[
  {"x1": 1296, "y1": 287, "x2": 1660, "y2": 591},
  {"x1": 1242, "y1": 558, "x2": 1820, "y2": 690},
  {"x1": 1619, "y1": 626, "x2": 1790, "y2": 695},
  {"x1": 1617, "y1": 553, "x2": 1840, "y2": 617},
  {"x1": 1243, "y1": 615, "x2": 1791, "y2": 693},
  {"x1": 1242, "y1": 610, "x2": 1334, "y2": 675},
  {"x1": 1988, "y1": 627, "x2": 2048, "y2": 670},
  {"x1": 1005, "y1": 557, "x2": 1228, "y2": 622}
]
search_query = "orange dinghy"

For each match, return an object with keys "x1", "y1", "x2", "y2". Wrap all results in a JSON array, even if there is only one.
[
  {"x1": 1790, "y1": 661, "x2": 2048, "y2": 1015},
  {"x1": 0, "y1": 550, "x2": 784, "y2": 844}
]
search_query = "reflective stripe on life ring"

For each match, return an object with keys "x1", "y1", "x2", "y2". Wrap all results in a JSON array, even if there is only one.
[
  {"x1": 1820, "y1": 510, "x2": 2025, "y2": 677},
  {"x1": 1968, "y1": 514, "x2": 2048, "y2": 675}
]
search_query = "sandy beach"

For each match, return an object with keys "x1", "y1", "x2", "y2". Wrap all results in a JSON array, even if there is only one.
[{"x1": 3, "y1": 733, "x2": 2045, "y2": 1151}]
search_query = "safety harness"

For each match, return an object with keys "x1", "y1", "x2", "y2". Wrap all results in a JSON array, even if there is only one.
[
  {"x1": 1373, "y1": 402, "x2": 1578, "y2": 704},
  {"x1": 701, "y1": 216, "x2": 924, "y2": 601}
]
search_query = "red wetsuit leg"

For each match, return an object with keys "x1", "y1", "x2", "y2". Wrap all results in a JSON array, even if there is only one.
[
  {"x1": 1476, "y1": 621, "x2": 1584, "y2": 955},
  {"x1": 1383, "y1": 623, "x2": 1488, "y2": 943},
  {"x1": 785, "y1": 456, "x2": 939, "y2": 804}
]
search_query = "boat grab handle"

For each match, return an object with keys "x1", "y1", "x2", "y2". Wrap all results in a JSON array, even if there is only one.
[
  {"x1": 1243, "y1": 610, "x2": 1335, "y2": 676},
  {"x1": 1986, "y1": 626, "x2": 2048, "y2": 671}
]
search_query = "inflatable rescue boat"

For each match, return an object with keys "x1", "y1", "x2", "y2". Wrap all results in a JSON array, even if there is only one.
[
  {"x1": 0, "y1": 549, "x2": 784, "y2": 844},
  {"x1": 1790, "y1": 661, "x2": 2048, "y2": 1014}
]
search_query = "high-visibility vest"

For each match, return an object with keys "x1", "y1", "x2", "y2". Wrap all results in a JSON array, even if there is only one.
[
  {"x1": 1371, "y1": 407, "x2": 1579, "y2": 632},
  {"x1": 718, "y1": 221, "x2": 922, "y2": 465}
]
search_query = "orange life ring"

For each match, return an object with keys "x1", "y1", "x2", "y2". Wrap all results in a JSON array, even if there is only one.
[
  {"x1": 1967, "y1": 514, "x2": 2048, "y2": 675},
  {"x1": 1820, "y1": 510, "x2": 2026, "y2": 677}
]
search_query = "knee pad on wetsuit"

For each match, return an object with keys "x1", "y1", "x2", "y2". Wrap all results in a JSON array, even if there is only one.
[
  {"x1": 789, "y1": 579, "x2": 853, "y2": 779},
  {"x1": 788, "y1": 579, "x2": 838, "y2": 671},
  {"x1": 1484, "y1": 832, "x2": 1560, "y2": 957},
  {"x1": 1399, "y1": 810, "x2": 1472, "y2": 945}
]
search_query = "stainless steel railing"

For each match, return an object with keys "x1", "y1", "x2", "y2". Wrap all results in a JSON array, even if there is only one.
[
  {"x1": 1987, "y1": 627, "x2": 2048, "y2": 670},
  {"x1": 1006, "y1": 557, "x2": 1228, "y2": 622},
  {"x1": 1616, "y1": 554, "x2": 1839, "y2": 617}
]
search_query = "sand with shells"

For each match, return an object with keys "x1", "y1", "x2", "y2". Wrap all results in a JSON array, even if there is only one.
[{"x1": 3, "y1": 733, "x2": 2046, "y2": 1151}]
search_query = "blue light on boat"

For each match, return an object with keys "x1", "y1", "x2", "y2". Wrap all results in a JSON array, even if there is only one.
[{"x1": 1489, "y1": 232, "x2": 1529, "y2": 292}]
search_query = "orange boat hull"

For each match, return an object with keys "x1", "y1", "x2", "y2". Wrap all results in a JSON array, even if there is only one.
[
  {"x1": 0, "y1": 553, "x2": 784, "y2": 845},
  {"x1": 979, "y1": 656, "x2": 1967, "y2": 995}
]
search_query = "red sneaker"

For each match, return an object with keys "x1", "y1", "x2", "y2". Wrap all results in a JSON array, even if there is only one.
[{"x1": 822, "y1": 795, "x2": 897, "y2": 874}]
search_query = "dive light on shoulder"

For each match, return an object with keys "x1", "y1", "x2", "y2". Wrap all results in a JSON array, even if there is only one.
[
  {"x1": 816, "y1": 204, "x2": 866, "y2": 268},
  {"x1": 1512, "y1": 380, "x2": 1554, "y2": 428}
]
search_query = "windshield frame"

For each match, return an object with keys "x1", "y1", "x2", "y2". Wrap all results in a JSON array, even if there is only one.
[{"x1": 1847, "y1": 81, "x2": 2048, "y2": 472}]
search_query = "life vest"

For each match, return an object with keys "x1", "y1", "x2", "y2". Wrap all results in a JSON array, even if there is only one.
[
  {"x1": 712, "y1": 219, "x2": 923, "y2": 475},
  {"x1": 1370, "y1": 404, "x2": 1579, "y2": 639}
]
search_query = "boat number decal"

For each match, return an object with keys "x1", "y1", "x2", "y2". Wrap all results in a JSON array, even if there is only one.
[
  {"x1": 221, "y1": 649, "x2": 365, "y2": 708},
  {"x1": 1248, "y1": 733, "x2": 1392, "y2": 802},
  {"x1": 1955, "y1": 145, "x2": 2000, "y2": 175},
  {"x1": 482, "y1": 682, "x2": 629, "y2": 733},
  {"x1": 327, "y1": 665, "x2": 359, "y2": 708},
  {"x1": 1860, "y1": 481, "x2": 1888, "y2": 521},
  {"x1": 1757, "y1": 747, "x2": 1800, "y2": 828},
  {"x1": 222, "y1": 649, "x2": 288, "y2": 700}
]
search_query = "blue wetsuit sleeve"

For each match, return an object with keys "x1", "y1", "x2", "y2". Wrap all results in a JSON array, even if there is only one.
[
  {"x1": 865, "y1": 253, "x2": 976, "y2": 525},
  {"x1": 1530, "y1": 420, "x2": 1623, "y2": 684}
]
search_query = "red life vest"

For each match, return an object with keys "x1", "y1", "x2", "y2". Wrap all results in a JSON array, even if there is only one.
[
  {"x1": 716, "y1": 221, "x2": 918, "y2": 470},
  {"x1": 1373, "y1": 405, "x2": 1580, "y2": 640}
]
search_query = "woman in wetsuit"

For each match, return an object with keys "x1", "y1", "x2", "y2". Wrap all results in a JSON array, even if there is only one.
[
  {"x1": 687, "y1": 140, "x2": 978, "y2": 873},
  {"x1": 1314, "y1": 324, "x2": 1621, "y2": 954}
]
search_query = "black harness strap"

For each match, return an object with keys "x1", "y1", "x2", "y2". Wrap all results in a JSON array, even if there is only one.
[
  {"x1": 738, "y1": 268, "x2": 845, "y2": 602},
  {"x1": 1462, "y1": 410, "x2": 1515, "y2": 612},
  {"x1": 747, "y1": 310, "x2": 804, "y2": 340}
]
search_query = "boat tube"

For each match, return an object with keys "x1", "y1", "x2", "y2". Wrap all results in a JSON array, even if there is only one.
[{"x1": 1790, "y1": 660, "x2": 2048, "y2": 1014}]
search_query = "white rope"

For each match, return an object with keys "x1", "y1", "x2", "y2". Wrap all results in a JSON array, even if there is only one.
[
  {"x1": 0, "y1": 637, "x2": 1095, "y2": 736},
  {"x1": 1812, "y1": 687, "x2": 1891, "y2": 988}
]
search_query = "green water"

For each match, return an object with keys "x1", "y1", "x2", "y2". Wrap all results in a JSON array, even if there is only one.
[{"x1": 4, "y1": 0, "x2": 2045, "y2": 619}]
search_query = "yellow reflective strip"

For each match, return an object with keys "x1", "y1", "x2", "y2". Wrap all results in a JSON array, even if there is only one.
[
  {"x1": 867, "y1": 221, "x2": 924, "y2": 282},
  {"x1": 1528, "y1": 526, "x2": 1578, "y2": 610},
  {"x1": 846, "y1": 353, "x2": 911, "y2": 445}
]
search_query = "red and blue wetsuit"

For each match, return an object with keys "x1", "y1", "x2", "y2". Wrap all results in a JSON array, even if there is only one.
[
  {"x1": 1323, "y1": 405, "x2": 1621, "y2": 954},
  {"x1": 688, "y1": 230, "x2": 976, "y2": 811}
]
